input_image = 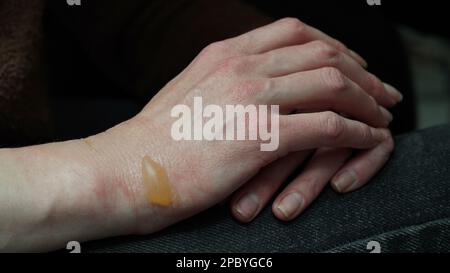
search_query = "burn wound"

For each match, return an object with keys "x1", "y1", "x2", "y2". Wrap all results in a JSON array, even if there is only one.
[{"x1": 142, "y1": 156, "x2": 173, "y2": 206}]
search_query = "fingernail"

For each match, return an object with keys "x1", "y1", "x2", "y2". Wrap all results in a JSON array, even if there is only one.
[
  {"x1": 235, "y1": 193, "x2": 260, "y2": 220},
  {"x1": 276, "y1": 192, "x2": 304, "y2": 219},
  {"x1": 349, "y1": 50, "x2": 368, "y2": 68},
  {"x1": 332, "y1": 170, "x2": 358, "y2": 193},
  {"x1": 379, "y1": 106, "x2": 393, "y2": 124},
  {"x1": 384, "y1": 83, "x2": 403, "y2": 102}
]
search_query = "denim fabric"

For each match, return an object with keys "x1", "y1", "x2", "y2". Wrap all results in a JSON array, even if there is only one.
[
  {"x1": 325, "y1": 218, "x2": 450, "y2": 253},
  {"x1": 82, "y1": 125, "x2": 450, "y2": 253}
]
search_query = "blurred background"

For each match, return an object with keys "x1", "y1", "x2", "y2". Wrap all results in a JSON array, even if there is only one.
[
  {"x1": 399, "y1": 26, "x2": 450, "y2": 128},
  {"x1": 384, "y1": 0, "x2": 449, "y2": 129}
]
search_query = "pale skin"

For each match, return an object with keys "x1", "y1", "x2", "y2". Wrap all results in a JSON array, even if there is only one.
[{"x1": 0, "y1": 18, "x2": 402, "y2": 252}]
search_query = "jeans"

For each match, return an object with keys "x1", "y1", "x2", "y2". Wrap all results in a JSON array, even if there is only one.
[{"x1": 81, "y1": 125, "x2": 450, "y2": 253}]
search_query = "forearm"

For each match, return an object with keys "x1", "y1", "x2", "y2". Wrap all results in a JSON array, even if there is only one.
[
  {"x1": 0, "y1": 114, "x2": 204, "y2": 252},
  {"x1": 0, "y1": 133, "x2": 133, "y2": 252}
]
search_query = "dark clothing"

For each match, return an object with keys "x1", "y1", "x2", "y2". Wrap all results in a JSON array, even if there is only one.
[{"x1": 0, "y1": 0, "x2": 52, "y2": 146}]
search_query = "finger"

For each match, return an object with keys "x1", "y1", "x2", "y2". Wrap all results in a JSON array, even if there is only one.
[
  {"x1": 182, "y1": 18, "x2": 374, "y2": 94},
  {"x1": 230, "y1": 151, "x2": 311, "y2": 223},
  {"x1": 273, "y1": 148, "x2": 351, "y2": 221},
  {"x1": 227, "y1": 18, "x2": 367, "y2": 66},
  {"x1": 331, "y1": 130, "x2": 394, "y2": 193},
  {"x1": 258, "y1": 41, "x2": 402, "y2": 106},
  {"x1": 280, "y1": 111, "x2": 389, "y2": 152},
  {"x1": 270, "y1": 67, "x2": 393, "y2": 127}
]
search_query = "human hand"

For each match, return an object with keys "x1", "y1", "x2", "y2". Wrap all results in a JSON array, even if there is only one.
[
  {"x1": 98, "y1": 18, "x2": 400, "y2": 233},
  {"x1": 227, "y1": 19, "x2": 401, "y2": 223}
]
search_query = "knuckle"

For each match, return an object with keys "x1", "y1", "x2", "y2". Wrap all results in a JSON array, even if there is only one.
[
  {"x1": 200, "y1": 41, "x2": 231, "y2": 59},
  {"x1": 368, "y1": 95, "x2": 378, "y2": 109},
  {"x1": 200, "y1": 43, "x2": 219, "y2": 57},
  {"x1": 216, "y1": 56, "x2": 247, "y2": 74},
  {"x1": 321, "y1": 67, "x2": 348, "y2": 94},
  {"x1": 259, "y1": 51, "x2": 282, "y2": 75},
  {"x1": 260, "y1": 77, "x2": 279, "y2": 100},
  {"x1": 261, "y1": 77, "x2": 275, "y2": 94},
  {"x1": 313, "y1": 41, "x2": 340, "y2": 63},
  {"x1": 210, "y1": 41, "x2": 230, "y2": 52},
  {"x1": 280, "y1": 17, "x2": 306, "y2": 36},
  {"x1": 360, "y1": 124, "x2": 374, "y2": 143},
  {"x1": 384, "y1": 131, "x2": 395, "y2": 152},
  {"x1": 333, "y1": 40, "x2": 348, "y2": 53},
  {"x1": 367, "y1": 95, "x2": 380, "y2": 116},
  {"x1": 321, "y1": 111, "x2": 345, "y2": 139},
  {"x1": 374, "y1": 131, "x2": 394, "y2": 161},
  {"x1": 367, "y1": 73, "x2": 383, "y2": 96}
]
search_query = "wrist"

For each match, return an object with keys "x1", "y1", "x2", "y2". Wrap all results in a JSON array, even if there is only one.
[
  {"x1": 0, "y1": 136, "x2": 134, "y2": 251},
  {"x1": 92, "y1": 115, "x2": 201, "y2": 235}
]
